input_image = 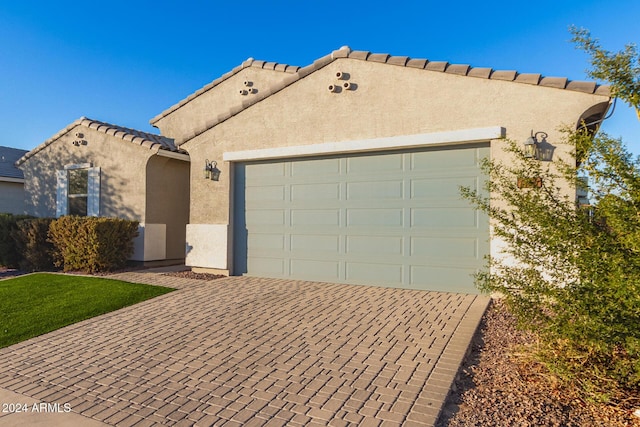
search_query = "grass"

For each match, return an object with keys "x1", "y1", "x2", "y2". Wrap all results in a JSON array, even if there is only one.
[{"x1": 0, "y1": 273, "x2": 175, "y2": 348}]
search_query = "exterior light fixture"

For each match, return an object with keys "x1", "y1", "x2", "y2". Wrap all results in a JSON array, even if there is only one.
[
  {"x1": 524, "y1": 131, "x2": 549, "y2": 160},
  {"x1": 203, "y1": 159, "x2": 221, "y2": 181}
]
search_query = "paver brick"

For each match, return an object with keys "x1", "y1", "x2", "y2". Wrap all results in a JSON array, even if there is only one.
[{"x1": 0, "y1": 274, "x2": 488, "y2": 427}]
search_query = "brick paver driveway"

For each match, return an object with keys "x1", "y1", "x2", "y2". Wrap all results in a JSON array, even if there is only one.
[{"x1": 0, "y1": 273, "x2": 488, "y2": 426}]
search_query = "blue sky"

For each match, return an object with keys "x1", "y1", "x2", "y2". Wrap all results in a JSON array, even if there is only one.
[{"x1": 1, "y1": 0, "x2": 638, "y2": 152}]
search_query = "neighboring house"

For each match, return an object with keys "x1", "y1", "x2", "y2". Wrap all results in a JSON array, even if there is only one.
[
  {"x1": 16, "y1": 117, "x2": 190, "y2": 265},
  {"x1": 152, "y1": 46, "x2": 611, "y2": 294},
  {"x1": 0, "y1": 146, "x2": 28, "y2": 214}
]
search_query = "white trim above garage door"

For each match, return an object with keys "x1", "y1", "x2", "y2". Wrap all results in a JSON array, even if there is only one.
[
  {"x1": 233, "y1": 142, "x2": 490, "y2": 294},
  {"x1": 224, "y1": 126, "x2": 505, "y2": 162}
]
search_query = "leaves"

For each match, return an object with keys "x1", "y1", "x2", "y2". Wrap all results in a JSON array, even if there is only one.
[{"x1": 48, "y1": 217, "x2": 139, "y2": 273}]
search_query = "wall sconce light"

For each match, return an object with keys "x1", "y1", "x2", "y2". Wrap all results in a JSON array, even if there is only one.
[
  {"x1": 524, "y1": 131, "x2": 549, "y2": 160},
  {"x1": 203, "y1": 159, "x2": 221, "y2": 181}
]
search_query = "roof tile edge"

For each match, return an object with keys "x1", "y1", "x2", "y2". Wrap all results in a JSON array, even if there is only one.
[
  {"x1": 173, "y1": 46, "x2": 611, "y2": 147},
  {"x1": 150, "y1": 56, "x2": 304, "y2": 126},
  {"x1": 16, "y1": 117, "x2": 180, "y2": 166}
]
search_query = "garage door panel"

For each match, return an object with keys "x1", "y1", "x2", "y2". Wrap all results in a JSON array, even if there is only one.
[
  {"x1": 291, "y1": 183, "x2": 340, "y2": 201},
  {"x1": 411, "y1": 176, "x2": 479, "y2": 199},
  {"x1": 410, "y1": 236, "x2": 478, "y2": 259},
  {"x1": 347, "y1": 153, "x2": 404, "y2": 174},
  {"x1": 290, "y1": 259, "x2": 340, "y2": 281},
  {"x1": 411, "y1": 148, "x2": 483, "y2": 170},
  {"x1": 246, "y1": 185, "x2": 285, "y2": 202},
  {"x1": 346, "y1": 262, "x2": 403, "y2": 284},
  {"x1": 291, "y1": 234, "x2": 340, "y2": 252},
  {"x1": 248, "y1": 233, "x2": 285, "y2": 250},
  {"x1": 291, "y1": 158, "x2": 341, "y2": 176},
  {"x1": 235, "y1": 144, "x2": 489, "y2": 293},
  {"x1": 248, "y1": 257, "x2": 285, "y2": 275},
  {"x1": 347, "y1": 208, "x2": 404, "y2": 227},
  {"x1": 291, "y1": 209, "x2": 340, "y2": 226},
  {"x1": 411, "y1": 207, "x2": 483, "y2": 228},
  {"x1": 347, "y1": 180, "x2": 404, "y2": 200},
  {"x1": 245, "y1": 162, "x2": 286, "y2": 178},
  {"x1": 410, "y1": 265, "x2": 480, "y2": 293},
  {"x1": 246, "y1": 209, "x2": 285, "y2": 225},
  {"x1": 346, "y1": 235, "x2": 403, "y2": 255}
]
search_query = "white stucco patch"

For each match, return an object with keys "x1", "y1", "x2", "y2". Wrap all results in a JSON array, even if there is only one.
[
  {"x1": 185, "y1": 224, "x2": 229, "y2": 269},
  {"x1": 132, "y1": 223, "x2": 167, "y2": 261}
]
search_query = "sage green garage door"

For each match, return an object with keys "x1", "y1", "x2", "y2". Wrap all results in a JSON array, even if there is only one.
[{"x1": 233, "y1": 144, "x2": 489, "y2": 293}]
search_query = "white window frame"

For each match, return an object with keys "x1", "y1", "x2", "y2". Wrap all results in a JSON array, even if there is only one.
[{"x1": 56, "y1": 163, "x2": 101, "y2": 217}]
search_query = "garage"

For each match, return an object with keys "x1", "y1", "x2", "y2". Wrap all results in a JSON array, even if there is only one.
[{"x1": 233, "y1": 143, "x2": 489, "y2": 293}]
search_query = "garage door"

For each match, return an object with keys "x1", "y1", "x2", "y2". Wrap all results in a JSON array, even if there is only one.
[{"x1": 233, "y1": 144, "x2": 489, "y2": 293}]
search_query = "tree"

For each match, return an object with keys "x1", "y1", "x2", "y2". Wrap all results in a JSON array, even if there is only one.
[{"x1": 462, "y1": 28, "x2": 640, "y2": 402}]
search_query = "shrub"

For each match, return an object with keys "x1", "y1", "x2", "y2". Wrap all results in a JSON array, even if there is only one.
[
  {"x1": 0, "y1": 213, "x2": 33, "y2": 268},
  {"x1": 48, "y1": 217, "x2": 139, "y2": 273},
  {"x1": 462, "y1": 135, "x2": 640, "y2": 400},
  {"x1": 12, "y1": 218, "x2": 56, "y2": 271},
  {"x1": 459, "y1": 28, "x2": 640, "y2": 405}
]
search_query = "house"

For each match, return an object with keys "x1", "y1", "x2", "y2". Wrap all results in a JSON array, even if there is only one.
[
  {"x1": 152, "y1": 46, "x2": 610, "y2": 294},
  {"x1": 16, "y1": 117, "x2": 190, "y2": 265},
  {"x1": 0, "y1": 146, "x2": 28, "y2": 214}
]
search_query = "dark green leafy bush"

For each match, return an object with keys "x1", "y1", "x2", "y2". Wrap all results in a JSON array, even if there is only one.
[
  {"x1": 48, "y1": 216, "x2": 139, "y2": 273},
  {"x1": 462, "y1": 28, "x2": 640, "y2": 404},
  {"x1": 12, "y1": 218, "x2": 55, "y2": 271},
  {"x1": 0, "y1": 213, "x2": 33, "y2": 268}
]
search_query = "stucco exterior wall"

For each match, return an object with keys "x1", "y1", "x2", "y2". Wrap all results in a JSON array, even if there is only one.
[
  {"x1": 20, "y1": 125, "x2": 152, "y2": 220},
  {"x1": 0, "y1": 181, "x2": 25, "y2": 214},
  {"x1": 145, "y1": 156, "x2": 190, "y2": 260},
  {"x1": 153, "y1": 68, "x2": 295, "y2": 141},
  {"x1": 182, "y1": 58, "x2": 610, "y2": 227}
]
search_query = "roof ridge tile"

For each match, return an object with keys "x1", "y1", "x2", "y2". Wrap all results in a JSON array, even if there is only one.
[
  {"x1": 151, "y1": 56, "x2": 302, "y2": 125},
  {"x1": 170, "y1": 46, "x2": 611, "y2": 148},
  {"x1": 368, "y1": 53, "x2": 390, "y2": 63},
  {"x1": 348, "y1": 50, "x2": 370, "y2": 60},
  {"x1": 446, "y1": 64, "x2": 470, "y2": 76},
  {"x1": 387, "y1": 56, "x2": 410, "y2": 66},
  {"x1": 539, "y1": 76, "x2": 568, "y2": 89},
  {"x1": 491, "y1": 70, "x2": 517, "y2": 81},
  {"x1": 467, "y1": 67, "x2": 493, "y2": 78},
  {"x1": 515, "y1": 73, "x2": 542, "y2": 85},
  {"x1": 331, "y1": 46, "x2": 351, "y2": 59},
  {"x1": 425, "y1": 61, "x2": 448, "y2": 72},
  {"x1": 17, "y1": 117, "x2": 183, "y2": 166}
]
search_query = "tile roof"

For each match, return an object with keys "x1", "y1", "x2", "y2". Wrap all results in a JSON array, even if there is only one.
[
  {"x1": 17, "y1": 117, "x2": 183, "y2": 166},
  {"x1": 150, "y1": 58, "x2": 302, "y2": 125},
  {"x1": 0, "y1": 146, "x2": 28, "y2": 180},
  {"x1": 172, "y1": 46, "x2": 611, "y2": 146}
]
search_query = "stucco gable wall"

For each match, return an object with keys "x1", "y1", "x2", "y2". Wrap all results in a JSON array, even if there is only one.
[
  {"x1": 153, "y1": 68, "x2": 295, "y2": 141},
  {"x1": 184, "y1": 58, "x2": 610, "y2": 225},
  {"x1": 20, "y1": 125, "x2": 152, "y2": 220}
]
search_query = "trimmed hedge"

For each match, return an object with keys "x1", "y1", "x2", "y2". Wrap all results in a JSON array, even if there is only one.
[
  {"x1": 12, "y1": 218, "x2": 56, "y2": 271},
  {"x1": 48, "y1": 217, "x2": 139, "y2": 273},
  {"x1": 0, "y1": 213, "x2": 33, "y2": 268}
]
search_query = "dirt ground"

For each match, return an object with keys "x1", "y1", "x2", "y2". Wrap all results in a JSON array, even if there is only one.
[{"x1": 437, "y1": 300, "x2": 640, "y2": 427}]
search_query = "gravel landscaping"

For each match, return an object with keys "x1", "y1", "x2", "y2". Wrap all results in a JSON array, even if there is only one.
[{"x1": 437, "y1": 300, "x2": 640, "y2": 427}]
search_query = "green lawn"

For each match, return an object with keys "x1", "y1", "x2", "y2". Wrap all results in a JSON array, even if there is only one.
[{"x1": 0, "y1": 273, "x2": 175, "y2": 348}]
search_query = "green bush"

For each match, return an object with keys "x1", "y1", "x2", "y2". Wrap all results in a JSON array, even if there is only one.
[
  {"x1": 12, "y1": 218, "x2": 56, "y2": 271},
  {"x1": 460, "y1": 28, "x2": 640, "y2": 404},
  {"x1": 48, "y1": 216, "x2": 139, "y2": 273},
  {"x1": 0, "y1": 213, "x2": 33, "y2": 268}
]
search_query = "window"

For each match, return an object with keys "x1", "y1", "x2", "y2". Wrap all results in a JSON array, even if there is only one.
[
  {"x1": 56, "y1": 164, "x2": 100, "y2": 217},
  {"x1": 68, "y1": 168, "x2": 88, "y2": 216}
]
